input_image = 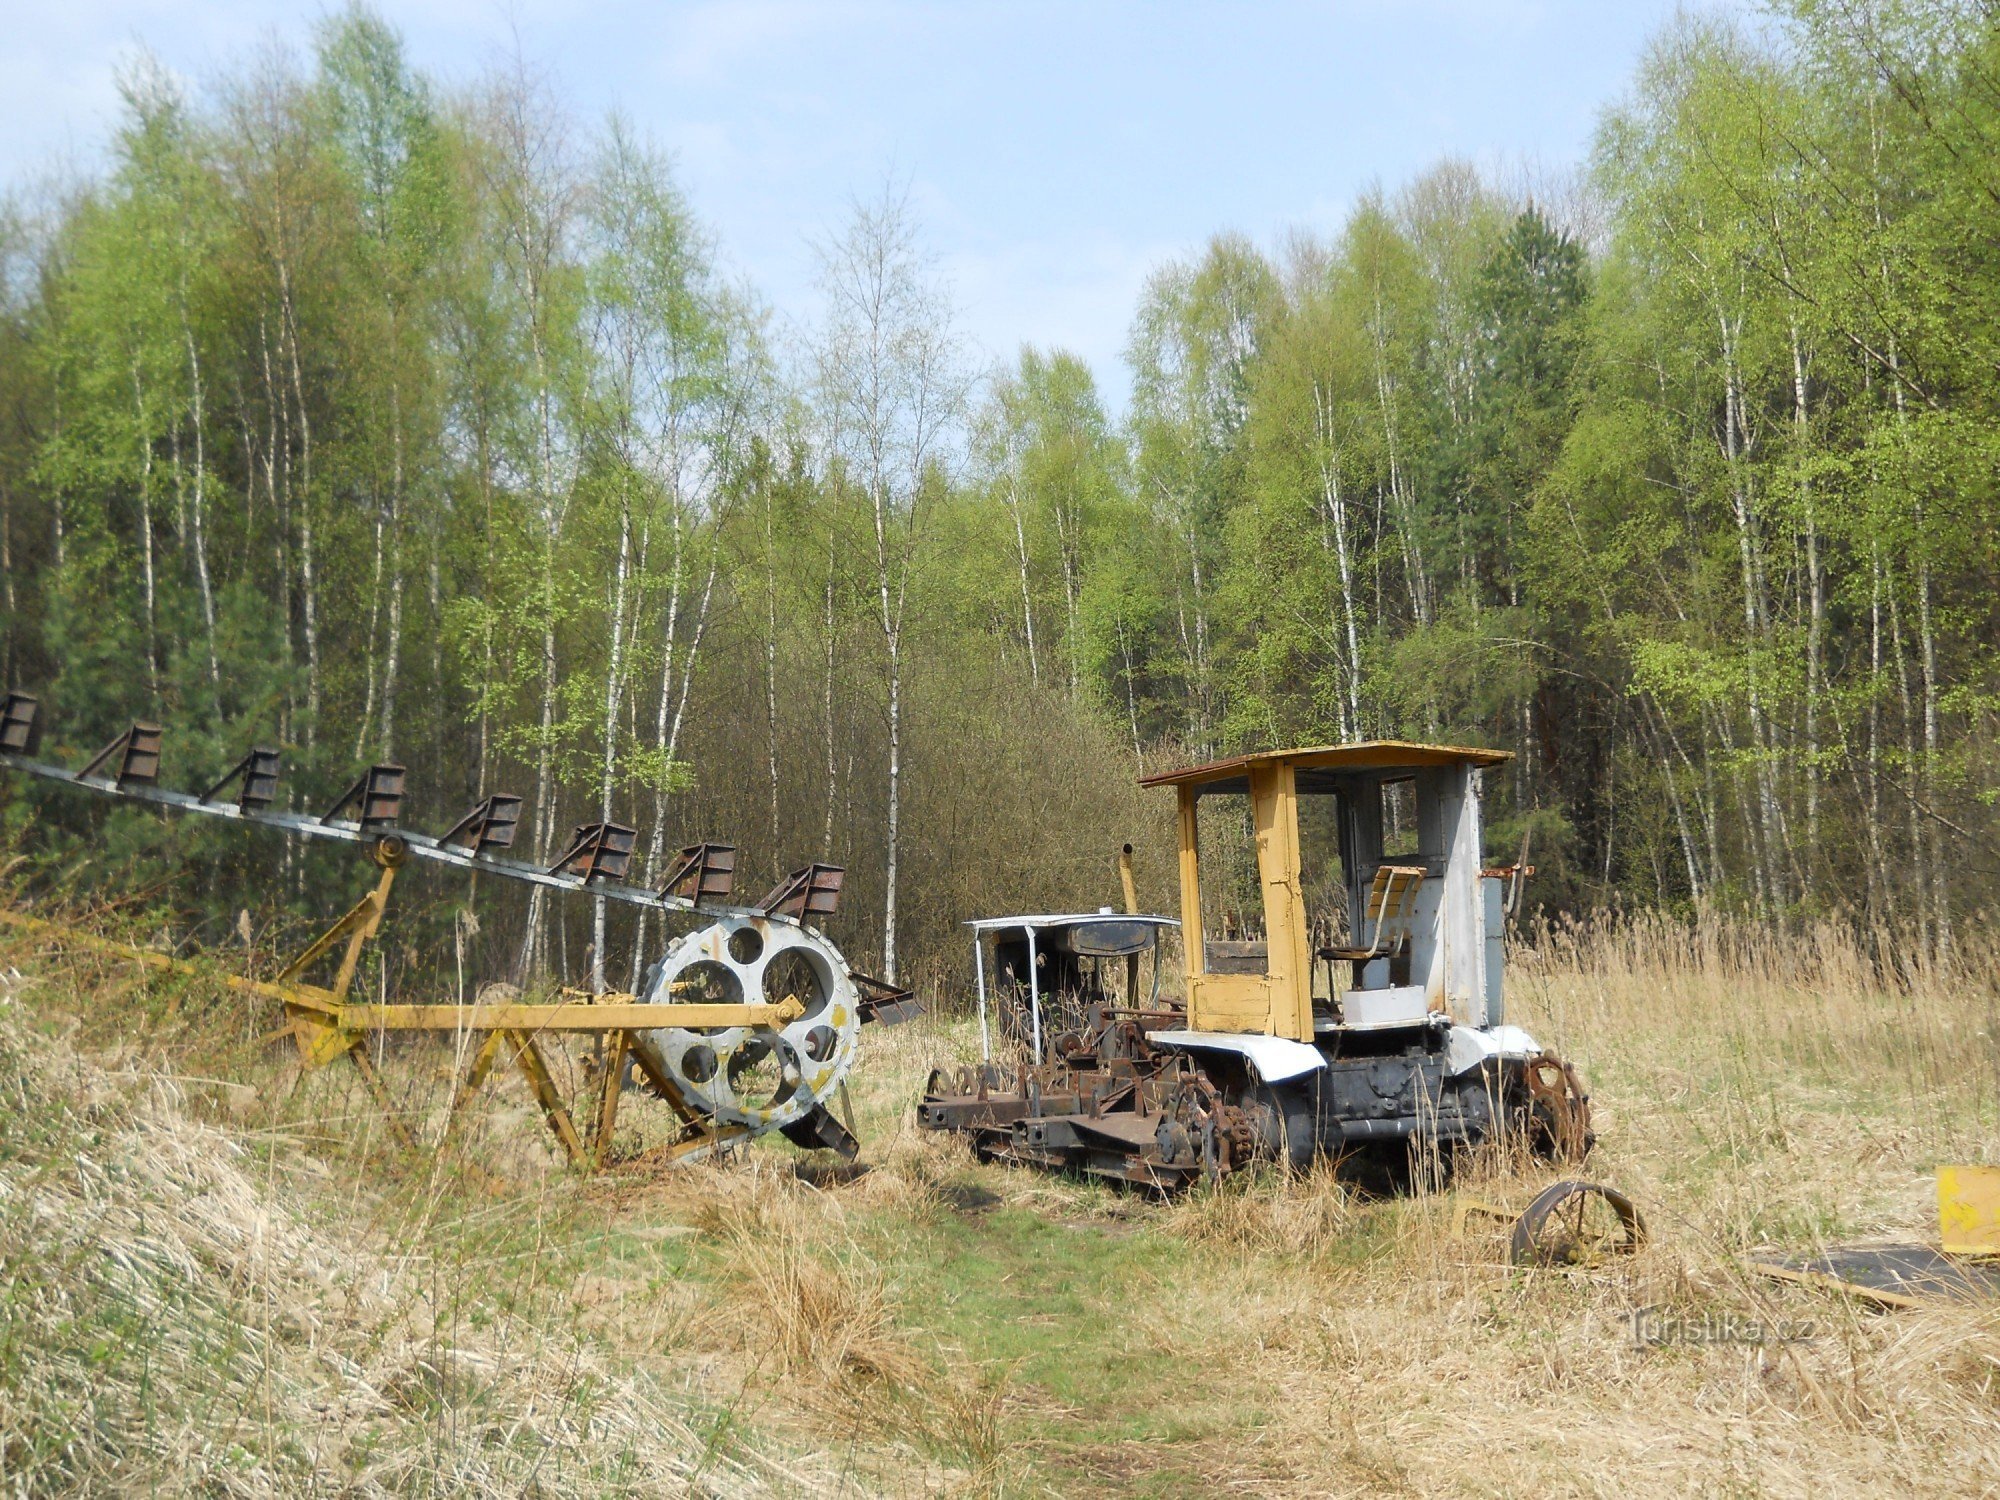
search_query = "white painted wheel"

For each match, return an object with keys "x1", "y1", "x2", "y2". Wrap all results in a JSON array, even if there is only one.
[{"x1": 628, "y1": 916, "x2": 860, "y2": 1133}]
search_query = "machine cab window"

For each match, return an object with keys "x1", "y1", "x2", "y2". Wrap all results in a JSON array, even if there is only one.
[{"x1": 1148, "y1": 741, "x2": 1509, "y2": 1041}]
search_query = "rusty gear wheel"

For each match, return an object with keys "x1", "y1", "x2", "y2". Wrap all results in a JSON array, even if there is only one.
[{"x1": 1522, "y1": 1051, "x2": 1594, "y2": 1163}]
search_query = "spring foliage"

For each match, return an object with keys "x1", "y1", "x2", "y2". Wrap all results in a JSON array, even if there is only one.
[{"x1": 0, "y1": 3, "x2": 1994, "y2": 984}]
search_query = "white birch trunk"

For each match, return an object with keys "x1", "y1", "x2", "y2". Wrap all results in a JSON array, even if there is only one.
[{"x1": 593, "y1": 475, "x2": 633, "y2": 993}]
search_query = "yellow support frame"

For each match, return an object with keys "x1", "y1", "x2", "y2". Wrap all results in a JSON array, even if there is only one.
[{"x1": 0, "y1": 834, "x2": 795, "y2": 1175}]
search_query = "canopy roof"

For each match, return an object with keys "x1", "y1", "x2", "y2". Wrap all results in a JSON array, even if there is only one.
[
  {"x1": 965, "y1": 911, "x2": 1179, "y2": 932},
  {"x1": 1138, "y1": 739, "x2": 1512, "y2": 790}
]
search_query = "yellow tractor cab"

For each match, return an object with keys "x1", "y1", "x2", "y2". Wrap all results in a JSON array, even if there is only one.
[{"x1": 920, "y1": 741, "x2": 1591, "y2": 1188}]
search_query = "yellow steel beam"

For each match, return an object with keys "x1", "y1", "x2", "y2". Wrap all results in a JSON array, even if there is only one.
[
  {"x1": 1251, "y1": 759, "x2": 1313, "y2": 1042},
  {"x1": 504, "y1": 1029, "x2": 586, "y2": 1165},
  {"x1": 276, "y1": 865, "x2": 390, "y2": 989},
  {"x1": 446, "y1": 1030, "x2": 506, "y2": 1125},
  {"x1": 331, "y1": 864, "x2": 396, "y2": 1000},
  {"x1": 654, "y1": 1122, "x2": 751, "y2": 1164},
  {"x1": 348, "y1": 1042, "x2": 420, "y2": 1152},
  {"x1": 1175, "y1": 785, "x2": 1204, "y2": 979},
  {"x1": 290, "y1": 1008, "x2": 362, "y2": 1069},
  {"x1": 335, "y1": 997, "x2": 802, "y2": 1031},
  {"x1": 0, "y1": 909, "x2": 180, "y2": 969},
  {"x1": 1, "y1": 908, "x2": 345, "y2": 1010},
  {"x1": 594, "y1": 1029, "x2": 630, "y2": 1166},
  {"x1": 0, "y1": 912, "x2": 800, "y2": 1033},
  {"x1": 2, "y1": 904, "x2": 784, "y2": 1177}
]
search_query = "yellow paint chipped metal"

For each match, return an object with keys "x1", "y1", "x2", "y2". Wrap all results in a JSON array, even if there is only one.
[{"x1": 1939, "y1": 1165, "x2": 2000, "y2": 1256}]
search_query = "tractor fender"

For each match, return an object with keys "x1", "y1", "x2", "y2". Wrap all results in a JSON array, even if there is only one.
[
  {"x1": 1443, "y1": 1023, "x2": 1544, "y2": 1077},
  {"x1": 1144, "y1": 1029, "x2": 1327, "y2": 1085}
]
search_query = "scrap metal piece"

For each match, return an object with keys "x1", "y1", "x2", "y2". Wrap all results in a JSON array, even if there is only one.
[
  {"x1": 437, "y1": 793, "x2": 523, "y2": 855},
  {"x1": 550, "y1": 821, "x2": 636, "y2": 882},
  {"x1": 919, "y1": 1015, "x2": 1220, "y2": 1190},
  {"x1": 200, "y1": 747, "x2": 281, "y2": 812},
  {"x1": 0, "y1": 695, "x2": 882, "y2": 1172},
  {"x1": 854, "y1": 971, "x2": 923, "y2": 1026},
  {"x1": 1509, "y1": 1180, "x2": 1646, "y2": 1267},
  {"x1": 0, "y1": 718, "x2": 820, "y2": 927},
  {"x1": 1451, "y1": 1198, "x2": 1517, "y2": 1237},
  {"x1": 1755, "y1": 1244, "x2": 2000, "y2": 1308},
  {"x1": 77, "y1": 722, "x2": 163, "y2": 788},
  {"x1": 323, "y1": 764, "x2": 405, "y2": 828},
  {"x1": 1938, "y1": 1165, "x2": 2000, "y2": 1257},
  {"x1": 1523, "y1": 1051, "x2": 1594, "y2": 1162},
  {"x1": 504, "y1": 1028, "x2": 587, "y2": 1166},
  {"x1": 593, "y1": 1028, "x2": 631, "y2": 1166},
  {"x1": 0, "y1": 693, "x2": 39, "y2": 755},
  {"x1": 759, "y1": 862, "x2": 844, "y2": 920},
  {"x1": 780, "y1": 1102, "x2": 860, "y2": 1160},
  {"x1": 659, "y1": 841, "x2": 737, "y2": 903}
]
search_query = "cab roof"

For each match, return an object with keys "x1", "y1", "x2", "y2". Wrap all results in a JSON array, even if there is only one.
[
  {"x1": 1137, "y1": 739, "x2": 1513, "y2": 790},
  {"x1": 965, "y1": 912, "x2": 1179, "y2": 932}
]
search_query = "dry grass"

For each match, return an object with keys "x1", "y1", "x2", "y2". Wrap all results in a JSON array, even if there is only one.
[
  {"x1": 1150, "y1": 914, "x2": 2000, "y2": 1497},
  {"x1": 817, "y1": 916, "x2": 2000, "y2": 1496},
  {"x1": 0, "y1": 968, "x2": 879, "y2": 1496},
  {"x1": 6, "y1": 912, "x2": 2000, "y2": 1495}
]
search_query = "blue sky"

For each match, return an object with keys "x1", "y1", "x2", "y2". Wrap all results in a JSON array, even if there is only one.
[{"x1": 3, "y1": 1, "x2": 1713, "y2": 408}]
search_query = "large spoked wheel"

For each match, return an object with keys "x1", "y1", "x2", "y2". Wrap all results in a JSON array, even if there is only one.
[{"x1": 1509, "y1": 1179, "x2": 1646, "y2": 1267}]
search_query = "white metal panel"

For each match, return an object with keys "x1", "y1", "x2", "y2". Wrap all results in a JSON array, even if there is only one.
[
  {"x1": 1337, "y1": 984, "x2": 1433, "y2": 1030},
  {"x1": 1435, "y1": 764, "x2": 1486, "y2": 1023},
  {"x1": 964, "y1": 913, "x2": 1179, "y2": 931},
  {"x1": 1408, "y1": 876, "x2": 1444, "y2": 1002},
  {"x1": 1482, "y1": 874, "x2": 1505, "y2": 1024},
  {"x1": 1144, "y1": 1029, "x2": 1327, "y2": 1084},
  {"x1": 1443, "y1": 1023, "x2": 1543, "y2": 1075}
]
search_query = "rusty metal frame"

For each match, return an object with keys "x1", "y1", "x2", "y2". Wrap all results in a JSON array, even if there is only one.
[
  {"x1": 436, "y1": 793, "x2": 523, "y2": 855},
  {"x1": 0, "y1": 693, "x2": 40, "y2": 755},
  {"x1": 321, "y1": 763, "x2": 406, "y2": 828},
  {"x1": 0, "y1": 734, "x2": 818, "y2": 926},
  {"x1": 77, "y1": 722, "x2": 164, "y2": 788},
  {"x1": 549, "y1": 821, "x2": 636, "y2": 882},
  {"x1": 200, "y1": 747, "x2": 282, "y2": 812},
  {"x1": 659, "y1": 841, "x2": 737, "y2": 902},
  {"x1": 758, "y1": 862, "x2": 844, "y2": 920}
]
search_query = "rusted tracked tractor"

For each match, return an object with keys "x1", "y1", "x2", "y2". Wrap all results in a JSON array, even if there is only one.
[
  {"x1": 0, "y1": 691, "x2": 915, "y2": 1174},
  {"x1": 919, "y1": 742, "x2": 1595, "y2": 1189},
  {"x1": 922, "y1": 1006, "x2": 1261, "y2": 1189},
  {"x1": 920, "y1": 996, "x2": 1592, "y2": 1190}
]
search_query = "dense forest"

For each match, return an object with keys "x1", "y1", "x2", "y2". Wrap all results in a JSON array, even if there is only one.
[{"x1": 0, "y1": 1, "x2": 1994, "y2": 990}]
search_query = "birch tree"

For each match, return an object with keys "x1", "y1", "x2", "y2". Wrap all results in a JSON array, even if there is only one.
[{"x1": 812, "y1": 188, "x2": 967, "y2": 982}]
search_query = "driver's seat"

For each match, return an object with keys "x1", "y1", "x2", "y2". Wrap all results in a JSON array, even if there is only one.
[{"x1": 1319, "y1": 865, "x2": 1426, "y2": 979}]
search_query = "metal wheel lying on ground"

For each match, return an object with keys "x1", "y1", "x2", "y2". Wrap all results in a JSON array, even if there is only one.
[{"x1": 1509, "y1": 1180, "x2": 1647, "y2": 1267}]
